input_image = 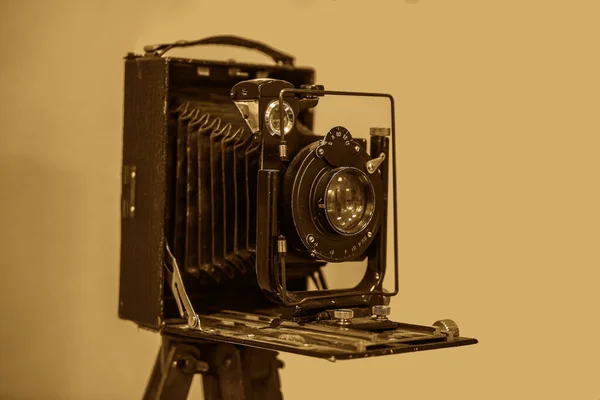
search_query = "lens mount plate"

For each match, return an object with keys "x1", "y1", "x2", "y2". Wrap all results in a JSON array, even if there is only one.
[{"x1": 285, "y1": 126, "x2": 384, "y2": 262}]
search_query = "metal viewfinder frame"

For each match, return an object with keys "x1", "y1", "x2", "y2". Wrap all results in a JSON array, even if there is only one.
[{"x1": 276, "y1": 88, "x2": 399, "y2": 307}]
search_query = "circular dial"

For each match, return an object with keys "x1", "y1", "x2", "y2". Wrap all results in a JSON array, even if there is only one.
[
  {"x1": 283, "y1": 126, "x2": 384, "y2": 262},
  {"x1": 264, "y1": 100, "x2": 295, "y2": 136}
]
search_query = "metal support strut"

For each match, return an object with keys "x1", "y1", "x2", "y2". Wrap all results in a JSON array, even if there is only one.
[{"x1": 144, "y1": 335, "x2": 284, "y2": 400}]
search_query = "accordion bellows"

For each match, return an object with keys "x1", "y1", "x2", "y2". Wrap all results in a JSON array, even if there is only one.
[{"x1": 171, "y1": 101, "x2": 260, "y2": 285}]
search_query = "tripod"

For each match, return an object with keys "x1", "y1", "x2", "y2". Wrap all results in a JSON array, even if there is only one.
[{"x1": 143, "y1": 333, "x2": 284, "y2": 400}]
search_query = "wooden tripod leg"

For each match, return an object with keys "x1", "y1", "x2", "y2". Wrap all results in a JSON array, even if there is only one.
[
  {"x1": 143, "y1": 337, "x2": 207, "y2": 400},
  {"x1": 201, "y1": 344, "x2": 284, "y2": 400},
  {"x1": 143, "y1": 336, "x2": 284, "y2": 400}
]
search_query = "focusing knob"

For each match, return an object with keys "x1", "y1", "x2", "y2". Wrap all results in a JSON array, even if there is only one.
[
  {"x1": 333, "y1": 309, "x2": 354, "y2": 325},
  {"x1": 433, "y1": 319, "x2": 460, "y2": 338},
  {"x1": 371, "y1": 305, "x2": 391, "y2": 320}
]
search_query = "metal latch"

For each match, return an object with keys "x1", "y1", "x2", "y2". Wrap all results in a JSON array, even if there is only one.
[{"x1": 366, "y1": 153, "x2": 386, "y2": 174}]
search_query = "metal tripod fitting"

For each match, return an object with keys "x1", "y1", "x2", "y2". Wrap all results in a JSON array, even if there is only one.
[{"x1": 144, "y1": 334, "x2": 284, "y2": 400}]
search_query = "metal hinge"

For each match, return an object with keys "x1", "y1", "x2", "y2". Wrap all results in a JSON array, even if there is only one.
[
  {"x1": 164, "y1": 243, "x2": 199, "y2": 329},
  {"x1": 122, "y1": 165, "x2": 136, "y2": 218}
]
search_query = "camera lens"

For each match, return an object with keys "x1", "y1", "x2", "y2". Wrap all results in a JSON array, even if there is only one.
[
  {"x1": 324, "y1": 168, "x2": 375, "y2": 235},
  {"x1": 264, "y1": 100, "x2": 294, "y2": 136},
  {"x1": 286, "y1": 139, "x2": 384, "y2": 261}
]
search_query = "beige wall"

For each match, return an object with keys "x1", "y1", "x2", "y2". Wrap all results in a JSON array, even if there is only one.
[{"x1": 1, "y1": 0, "x2": 599, "y2": 399}]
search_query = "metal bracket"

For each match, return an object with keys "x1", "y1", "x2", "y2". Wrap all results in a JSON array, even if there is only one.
[{"x1": 165, "y1": 243, "x2": 200, "y2": 329}]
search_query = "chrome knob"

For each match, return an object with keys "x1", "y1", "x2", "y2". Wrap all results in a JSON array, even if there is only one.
[
  {"x1": 333, "y1": 309, "x2": 354, "y2": 325},
  {"x1": 372, "y1": 305, "x2": 391, "y2": 320},
  {"x1": 433, "y1": 319, "x2": 460, "y2": 338}
]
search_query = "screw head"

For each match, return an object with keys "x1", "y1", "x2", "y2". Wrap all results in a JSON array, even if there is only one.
[
  {"x1": 317, "y1": 148, "x2": 324, "y2": 156},
  {"x1": 372, "y1": 305, "x2": 391, "y2": 319},
  {"x1": 307, "y1": 235, "x2": 315, "y2": 243},
  {"x1": 367, "y1": 231, "x2": 372, "y2": 238},
  {"x1": 354, "y1": 145, "x2": 360, "y2": 152},
  {"x1": 333, "y1": 309, "x2": 354, "y2": 320}
]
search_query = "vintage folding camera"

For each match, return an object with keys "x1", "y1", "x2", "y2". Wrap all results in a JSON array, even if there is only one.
[{"x1": 119, "y1": 36, "x2": 476, "y2": 398}]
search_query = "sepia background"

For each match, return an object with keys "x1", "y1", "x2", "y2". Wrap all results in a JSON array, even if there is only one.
[{"x1": 1, "y1": 0, "x2": 599, "y2": 399}]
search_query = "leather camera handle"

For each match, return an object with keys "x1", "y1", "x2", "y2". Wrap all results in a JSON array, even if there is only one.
[{"x1": 143, "y1": 35, "x2": 295, "y2": 66}]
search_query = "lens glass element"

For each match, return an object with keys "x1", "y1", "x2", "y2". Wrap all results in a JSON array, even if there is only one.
[
  {"x1": 265, "y1": 100, "x2": 295, "y2": 136},
  {"x1": 325, "y1": 169, "x2": 374, "y2": 235}
]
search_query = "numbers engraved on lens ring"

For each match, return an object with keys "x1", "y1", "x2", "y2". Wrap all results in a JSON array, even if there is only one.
[
  {"x1": 325, "y1": 127, "x2": 350, "y2": 145},
  {"x1": 354, "y1": 235, "x2": 370, "y2": 253},
  {"x1": 337, "y1": 234, "x2": 370, "y2": 257}
]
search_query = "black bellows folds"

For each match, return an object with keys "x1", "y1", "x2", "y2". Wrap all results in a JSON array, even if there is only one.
[{"x1": 170, "y1": 100, "x2": 260, "y2": 285}]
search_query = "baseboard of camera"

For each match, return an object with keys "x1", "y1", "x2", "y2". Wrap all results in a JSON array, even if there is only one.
[{"x1": 160, "y1": 310, "x2": 478, "y2": 361}]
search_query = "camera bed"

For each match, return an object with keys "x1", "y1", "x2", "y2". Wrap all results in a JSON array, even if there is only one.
[{"x1": 162, "y1": 311, "x2": 477, "y2": 361}]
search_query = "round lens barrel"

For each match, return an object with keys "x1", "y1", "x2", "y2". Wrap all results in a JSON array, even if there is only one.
[{"x1": 324, "y1": 169, "x2": 374, "y2": 235}]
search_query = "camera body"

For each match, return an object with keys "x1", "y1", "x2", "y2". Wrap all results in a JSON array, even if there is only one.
[{"x1": 119, "y1": 36, "x2": 476, "y2": 360}]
